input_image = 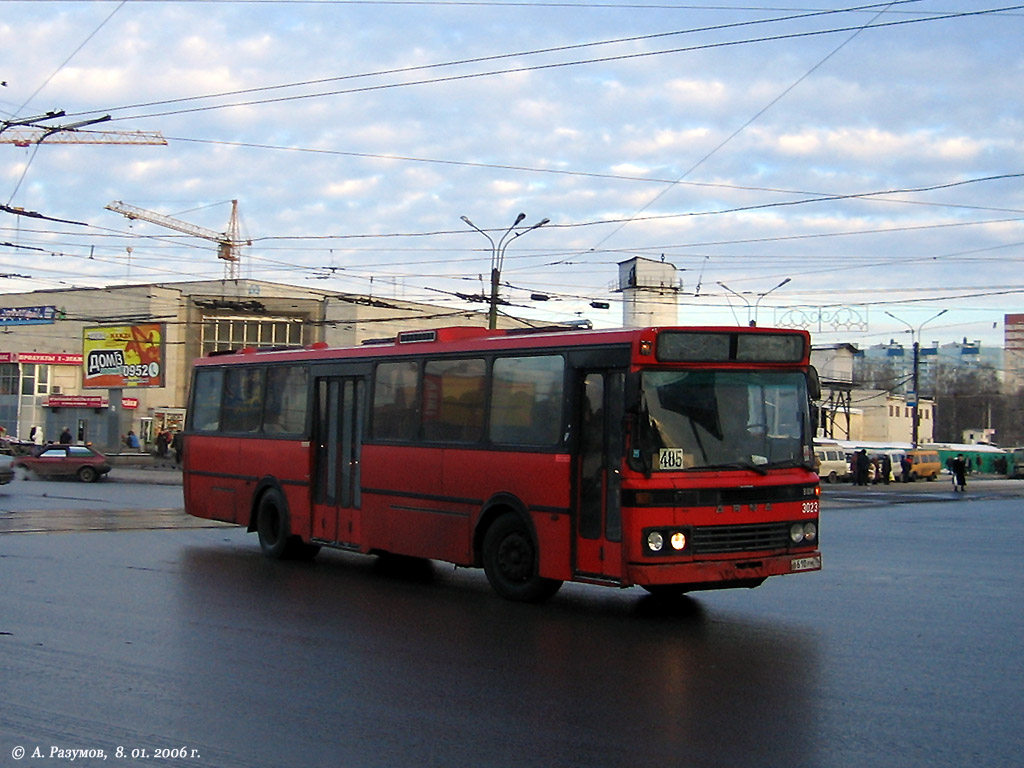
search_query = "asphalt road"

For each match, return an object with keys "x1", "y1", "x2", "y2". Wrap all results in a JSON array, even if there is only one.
[{"x1": 0, "y1": 478, "x2": 1022, "y2": 768}]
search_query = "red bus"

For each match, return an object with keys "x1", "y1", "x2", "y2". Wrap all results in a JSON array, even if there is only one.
[{"x1": 183, "y1": 325, "x2": 821, "y2": 601}]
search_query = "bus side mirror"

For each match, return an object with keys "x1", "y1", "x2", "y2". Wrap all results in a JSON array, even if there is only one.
[{"x1": 807, "y1": 366, "x2": 821, "y2": 402}]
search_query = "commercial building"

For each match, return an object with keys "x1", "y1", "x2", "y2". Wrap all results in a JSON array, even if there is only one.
[
  {"x1": 0, "y1": 279, "x2": 531, "y2": 452},
  {"x1": 1005, "y1": 313, "x2": 1024, "y2": 394}
]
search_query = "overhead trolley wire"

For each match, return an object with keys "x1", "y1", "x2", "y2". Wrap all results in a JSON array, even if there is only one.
[{"x1": 66, "y1": 3, "x2": 1023, "y2": 123}]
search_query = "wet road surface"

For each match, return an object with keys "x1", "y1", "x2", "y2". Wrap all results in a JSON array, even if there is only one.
[{"x1": 0, "y1": 481, "x2": 1022, "y2": 767}]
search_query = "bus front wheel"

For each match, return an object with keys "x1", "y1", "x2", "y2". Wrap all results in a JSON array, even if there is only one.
[{"x1": 482, "y1": 514, "x2": 562, "y2": 603}]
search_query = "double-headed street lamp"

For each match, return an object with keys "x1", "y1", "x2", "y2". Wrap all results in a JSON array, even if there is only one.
[
  {"x1": 461, "y1": 212, "x2": 549, "y2": 329},
  {"x1": 884, "y1": 308, "x2": 948, "y2": 448},
  {"x1": 717, "y1": 277, "x2": 791, "y2": 326}
]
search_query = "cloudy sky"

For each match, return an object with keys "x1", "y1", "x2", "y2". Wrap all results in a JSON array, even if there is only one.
[{"x1": 1, "y1": 1, "x2": 1022, "y2": 350}]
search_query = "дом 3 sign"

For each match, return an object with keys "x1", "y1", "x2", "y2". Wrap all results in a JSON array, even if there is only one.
[{"x1": 82, "y1": 324, "x2": 165, "y2": 388}]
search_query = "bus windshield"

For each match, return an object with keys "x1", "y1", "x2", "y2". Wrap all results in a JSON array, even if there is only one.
[{"x1": 637, "y1": 369, "x2": 811, "y2": 473}]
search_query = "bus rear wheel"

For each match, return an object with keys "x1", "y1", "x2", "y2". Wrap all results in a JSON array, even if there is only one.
[
  {"x1": 256, "y1": 489, "x2": 320, "y2": 561},
  {"x1": 482, "y1": 514, "x2": 562, "y2": 603}
]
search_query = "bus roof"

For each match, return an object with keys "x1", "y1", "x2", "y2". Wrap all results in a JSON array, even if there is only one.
[{"x1": 193, "y1": 324, "x2": 811, "y2": 366}]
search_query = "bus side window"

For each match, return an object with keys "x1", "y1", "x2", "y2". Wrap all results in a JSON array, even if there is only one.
[
  {"x1": 490, "y1": 355, "x2": 564, "y2": 446},
  {"x1": 190, "y1": 369, "x2": 224, "y2": 432},
  {"x1": 222, "y1": 367, "x2": 264, "y2": 433},
  {"x1": 373, "y1": 361, "x2": 420, "y2": 440},
  {"x1": 264, "y1": 365, "x2": 308, "y2": 434},
  {"x1": 422, "y1": 358, "x2": 486, "y2": 443}
]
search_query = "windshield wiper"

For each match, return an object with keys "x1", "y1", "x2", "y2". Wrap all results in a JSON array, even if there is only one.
[{"x1": 696, "y1": 461, "x2": 769, "y2": 476}]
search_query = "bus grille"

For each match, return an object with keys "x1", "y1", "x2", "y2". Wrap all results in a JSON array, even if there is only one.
[{"x1": 690, "y1": 522, "x2": 791, "y2": 554}]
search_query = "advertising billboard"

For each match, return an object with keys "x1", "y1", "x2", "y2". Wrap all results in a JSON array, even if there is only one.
[{"x1": 82, "y1": 324, "x2": 165, "y2": 388}]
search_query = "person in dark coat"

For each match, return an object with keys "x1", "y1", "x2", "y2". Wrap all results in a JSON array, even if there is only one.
[
  {"x1": 172, "y1": 431, "x2": 184, "y2": 466},
  {"x1": 951, "y1": 454, "x2": 967, "y2": 492},
  {"x1": 855, "y1": 450, "x2": 870, "y2": 486},
  {"x1": 900, "y1": 454, "x2": 912, "y2": 483},
  {"x1": 58, "y1": 427, "x2": 73, "y2": 444}
]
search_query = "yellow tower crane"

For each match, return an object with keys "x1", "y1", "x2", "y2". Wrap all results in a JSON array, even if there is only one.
[{"x1": 106, "y1": 200, "x2": 250, "y2": 281}]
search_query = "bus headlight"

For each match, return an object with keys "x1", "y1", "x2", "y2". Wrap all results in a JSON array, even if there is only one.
[
  {"x1": 803, "y1": 522, "x2": 817, "y2": 542},
  {"x1": 647, "y1": 531, "x2": 664, "y2": 552},
  {"x1": 644, "y1": 528, "x2": 690, "y2": 556},
  {"x1": 790, "y1": 522, "x2": 818, "y2": 544}
]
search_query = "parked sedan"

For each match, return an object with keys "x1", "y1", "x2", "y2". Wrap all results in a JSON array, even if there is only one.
[{"x1": 13, "y1": 444, "x2": 111, "y2": 483}]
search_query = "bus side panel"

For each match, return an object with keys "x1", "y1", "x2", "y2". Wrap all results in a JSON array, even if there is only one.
[
  {"x1": 359, "y1": 446, "x2": 573, "y2": 573},
  {"x1": 184, "y1": 435, "x2": 313, "y2": 533},
  {"x1": 360, "y1": 445, "x2": 445, "y2": 558},
  {"x1": 440, "y1": 449, "x2": 574, "y2": 579},
  {"x1": 184, "y1": 435, "x2": 242, "y2": 524},
  {"x1": 243, "y1": 438, "x2": 314, "y2": 537}
]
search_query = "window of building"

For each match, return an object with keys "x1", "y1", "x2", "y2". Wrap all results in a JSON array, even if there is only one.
[
  {"x1": 200, "y1": 316, "x2": 305, "y2": 357},
  {"x1": 0, "y1": 364, "x2": 17, "y2": 396},
  {"x1": 0, "y1": 404, "x2": 17, "y2": 436},
  {"x1": 19, "y1": 364, "x2": 47, "y2": 396}
]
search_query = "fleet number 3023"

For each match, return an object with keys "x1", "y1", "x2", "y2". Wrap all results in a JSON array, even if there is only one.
[{"x1": 802, "y1": 501, "x2": 819, "y2": 515}]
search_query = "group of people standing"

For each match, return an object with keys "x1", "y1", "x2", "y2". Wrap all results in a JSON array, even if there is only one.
[
  {"x1": 851, "y1": 449, "x2": 968, "y2": 491},
  {"x1": 26, "y1": 426, "x2": 74, "y2": 445},
  {"x1": 852, "y1": 449, "x2": 895, "y2": 486},
  {"x1": 155, "y1": 428, "x2": 184, "y2": 465}
]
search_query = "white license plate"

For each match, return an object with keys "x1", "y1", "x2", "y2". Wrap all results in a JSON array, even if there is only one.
[{"x1": 791, "y1": 556, "x2": 821, "y2": 572}]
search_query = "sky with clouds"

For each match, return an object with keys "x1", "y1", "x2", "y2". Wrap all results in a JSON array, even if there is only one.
[{"x1": 1, "y1": 0, "x2": 1022, "y2": 350}]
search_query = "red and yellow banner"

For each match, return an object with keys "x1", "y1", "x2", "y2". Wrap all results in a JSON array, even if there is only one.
[{"x1": 82, "y1": 324, "x2": 165, "y2": 388}]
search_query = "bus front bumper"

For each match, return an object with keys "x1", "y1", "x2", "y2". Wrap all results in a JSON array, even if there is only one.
[{"x1": 625, "y1": 550, "x2": 822, "y2": 588}]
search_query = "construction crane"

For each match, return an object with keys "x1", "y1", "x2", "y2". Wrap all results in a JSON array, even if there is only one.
[
  {"x1": 0, "y1": 127, "x2": 167, "y2": 147},
  {"x1": 0, "y1": 112, "x2": 166, "y2": 147},
  {"x1": 106, "y1": 200, "x2": 250, "y2": 281}
]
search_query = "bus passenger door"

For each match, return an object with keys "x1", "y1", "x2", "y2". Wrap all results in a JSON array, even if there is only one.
[
  {"x1": 312, "y1": 376, "x2": 364, "y2": 546},
  {"x1": 574, "y1": 371, "x2": 624, "y2": 581}
]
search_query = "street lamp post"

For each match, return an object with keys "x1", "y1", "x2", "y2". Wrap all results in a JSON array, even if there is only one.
[
  {"x1": 884, "y1": 309, "x2": 948, "y2": 448},
  {"x1": 753, "y1": 278, "x2": 791, "y2": 326},
  {"x1": 717, "y1": 281, "x2": 751, "y2": 325},
  {"x1": 461, "y1": 213, "x2": 548, "y2": 329},
  {"x1": 718, "y1": 278, "x2": 791, "y2": 326}
]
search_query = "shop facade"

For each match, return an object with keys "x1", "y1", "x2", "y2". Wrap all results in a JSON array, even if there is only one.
[{"x1": 0, "y1": 279, "x2": 522, "y2": 453}]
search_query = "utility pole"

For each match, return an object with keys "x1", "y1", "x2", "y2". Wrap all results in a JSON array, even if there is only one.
[
  {"x1": 885, "y1": 309, "x2": 948, "y2": 447},
  {"x1": 461, "y1": 213, "x2": 549, "y2": 329}
]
